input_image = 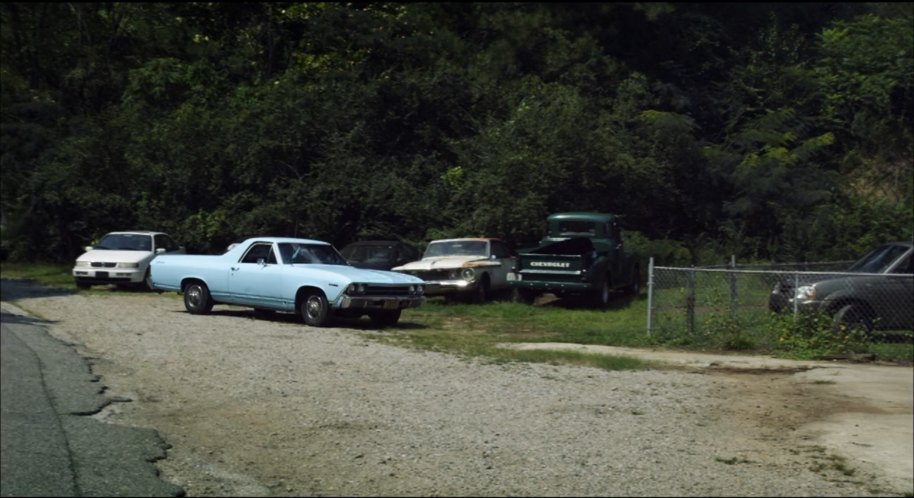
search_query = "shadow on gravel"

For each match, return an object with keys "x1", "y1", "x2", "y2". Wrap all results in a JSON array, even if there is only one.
[
  {"x1": 177, "y1": 307, "x2": 430, "y2": 331},
  {"x1": 0, "y1": 312, "x2": 56, "y2": 327}
]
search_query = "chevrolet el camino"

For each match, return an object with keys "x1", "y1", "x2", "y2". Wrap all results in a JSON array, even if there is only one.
[{"x1": 149, "y1": 237, "x2": 426, "y2": 327}]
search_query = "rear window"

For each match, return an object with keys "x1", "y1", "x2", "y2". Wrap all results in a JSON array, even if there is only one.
[{"x1": 556, "y1": 221, "x2": 597, "y2": 236}]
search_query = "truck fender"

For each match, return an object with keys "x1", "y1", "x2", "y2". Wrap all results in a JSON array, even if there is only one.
[{"x1": 588, "y1": 255, "x2": 610, "y2": 280}]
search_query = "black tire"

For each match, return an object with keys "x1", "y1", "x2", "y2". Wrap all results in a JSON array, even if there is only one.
[
  {"x1": 470, "y1": 277, "x2": 490, "y2": 304},
  {"x1": 592, "y1": 277, "x2": 611, "y2": 308},
  {"x1": 300, "y1": 291, "x2": 331, "y2": 327},
  {"x1": 833, "y1": 304, "x2": 873, "y2": 336},
  {"x1": 370, "y1": 309, "x2": 401, "y2": 328},
  {"x1": 627, "y1": 268, "x2": 641, "y2": 296},
  {"x1": 184, "y1": 282, "x2": 214, "y2": 314},
  {"x1": 140, "y1": 268, "x2": 154, "y2": 291},
  {"x1": 512, "y1": 288, "x2": 536, "y2": 305}
]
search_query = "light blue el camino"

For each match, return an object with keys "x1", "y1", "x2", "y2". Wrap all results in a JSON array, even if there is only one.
[{"x1": 150, "y1": 237, "x2": 426, "y2": 327}]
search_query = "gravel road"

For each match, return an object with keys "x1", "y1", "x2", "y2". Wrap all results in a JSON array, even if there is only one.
[{"x1": 4, "y1": 285, "x2": 911, "y2": 497}]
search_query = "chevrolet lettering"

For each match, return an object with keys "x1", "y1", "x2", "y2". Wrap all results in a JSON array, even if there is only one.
[{"x1": 530, "y1": 261, "x2": 572, "y2": 268}]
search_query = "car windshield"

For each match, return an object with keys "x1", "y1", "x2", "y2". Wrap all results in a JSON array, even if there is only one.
[
  {"x1": 278, "y1": 243, "x2": 349, "y2": 265},
  {"x1": 341, "y1": 244, "x2": 393, "y2": 263},
  {"x1": 847, "y1": 244, "x2": 910, "y2": 273},
  {"x1": 95, "y1": 233, "x2": 152, "y2": 251},
  {"x1": 424, "y1": 240, "x2": 488, "y2": 258}
]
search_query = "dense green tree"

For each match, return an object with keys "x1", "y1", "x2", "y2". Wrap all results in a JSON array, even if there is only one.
[{"x1": 1, "y1": 2, "x2": 911, "y2": 264}]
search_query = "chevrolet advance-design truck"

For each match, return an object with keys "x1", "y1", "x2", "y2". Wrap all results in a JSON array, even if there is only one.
[{"x1": 508, "y1": 212, "x2": 640, "y2": 307}]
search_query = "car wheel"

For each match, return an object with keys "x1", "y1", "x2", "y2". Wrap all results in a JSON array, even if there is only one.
[
  {"x1": 471, "y1": 277, "x2": 490, "y2": 304},
  {"x1": 138, "y1": 268, "x2": 155, "y2": 291},
  {"x1": 512, "y1": 288, "x2": 536, "y2": 305},
  {"x1": 184, "y1": 282, "x2": 214, "y2": 314},
  {"x1": 627, "y1": 268, "x2": 641, "y2": 296},
  {"x1": 833, "y1": 304, "x2": 873, "y2": 336},
  {"x1": 592, "y1": 277, "x2": 611, "y2": 308},
  {"x1": 301, "y1": 292, "x2": 331, "y2": 327},
  {"x1": 370, "y1": 309, "x2": 401, "y2": 328}
]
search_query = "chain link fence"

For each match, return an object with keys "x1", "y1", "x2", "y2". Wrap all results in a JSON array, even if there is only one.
[{"x1": 646, "y1": 257, "x2": 914, "y2": 346}]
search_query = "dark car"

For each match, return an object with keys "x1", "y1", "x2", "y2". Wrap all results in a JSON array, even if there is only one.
[
  {"x1": 769, "y1": 241, "x2": 914, "y2": 334},
  {"x1": 340, "y1": 240, "x2": 420, "y2": 271}
]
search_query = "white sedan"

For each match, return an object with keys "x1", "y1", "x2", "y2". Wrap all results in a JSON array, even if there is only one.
[{"x1": 72, "y1": 231, "x2": 184, "y2": 290}]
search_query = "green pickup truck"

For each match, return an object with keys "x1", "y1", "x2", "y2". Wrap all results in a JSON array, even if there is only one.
[{"x1": 508, "y1": 212, "x2": 641, "y2": 307}]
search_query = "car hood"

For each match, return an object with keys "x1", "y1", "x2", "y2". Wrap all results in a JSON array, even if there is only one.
[
  {"x1": 392, "y1": 256, "x2": 498, "y2": 272},
  {"x1": 289, "y1": 264, "x2": 424, "y2": 284},
  {"x1": 75, "y1": 250, "x2": 154, "y2": 264}
]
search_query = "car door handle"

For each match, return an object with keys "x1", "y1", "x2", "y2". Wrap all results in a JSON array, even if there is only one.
[{"x1": 231, "y1": 266, "x2": 239, "y2": 271}]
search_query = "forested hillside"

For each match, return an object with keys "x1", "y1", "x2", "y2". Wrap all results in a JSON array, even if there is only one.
[{"x1": 2, "y1": 2, "x2": 911, "y2": 264}]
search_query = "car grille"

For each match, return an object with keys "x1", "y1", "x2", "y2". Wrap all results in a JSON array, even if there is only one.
[
  {"x1": 90, "y1": 262, "x2": 118, "y2": 268},
  {"x1": 409, "y1": 270, "x2": 454, "y2": 281},
  {"x1": 363, "y1": 285, "x2": 413, "y2": 297}
]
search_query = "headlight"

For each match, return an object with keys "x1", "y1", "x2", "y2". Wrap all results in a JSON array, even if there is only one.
[
  {"x1": 346, "y1": 283, "x2": 366, "y2": 295},
  {"x1": 116, "y1": 262, "x2": 139, "y2": 269},
  {"x1": 461, "y1": 268, "x2": 476, "y2": 281},
  {"x1": 75, "y1": 261, "x2": 90, "y2": 268},
  {"x1": 795, "y1": 285, "x2": 816, "y2": 301}
]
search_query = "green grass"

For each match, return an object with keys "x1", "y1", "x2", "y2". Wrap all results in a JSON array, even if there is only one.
[
  {"x1": 1, "y1": 262, "x2": 74, "y2": 289},
  {"x1": 3, "y1": 262, "x2": 911, "y2": 368}
]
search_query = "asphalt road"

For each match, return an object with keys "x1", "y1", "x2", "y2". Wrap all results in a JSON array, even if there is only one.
[{"x1": 0, "y1": 279, "x2": 184, "y2": 497}]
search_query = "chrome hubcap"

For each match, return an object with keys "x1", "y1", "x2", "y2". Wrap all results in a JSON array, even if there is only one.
[
  {"x1": 188, "y1": 287, "x2": 201, "y2": 307},
  {"x1": 307, "y1": 297, "x2": 321, "y2": 317}
]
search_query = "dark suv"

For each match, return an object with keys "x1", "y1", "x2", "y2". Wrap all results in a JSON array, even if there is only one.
[{"x1": 769, "y1": 242, "x2": 913, "y2": 333}]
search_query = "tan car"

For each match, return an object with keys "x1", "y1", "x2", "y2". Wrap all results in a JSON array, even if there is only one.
[{"x1": 391, "y1": 238, "x2": 515, "y2": 303}]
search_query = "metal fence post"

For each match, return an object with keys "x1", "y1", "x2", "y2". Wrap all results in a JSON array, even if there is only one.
[
  {"x1": 686, "y1": 266, "x2": 696, "y2": 335},
  {"x1": 792, "y1": 271, "x2": 799, "y2": 320},
  {"x1": 646, "y1": 257, "x2": 654, "y2": 337},
  {"x1": 728, "y1": 255, "x2": 737, "y2": 319}
]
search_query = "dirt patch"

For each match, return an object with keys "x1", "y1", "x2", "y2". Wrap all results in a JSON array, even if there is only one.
[{"x1": 505, "y1": 342, "x2": 913, "y2": 494}]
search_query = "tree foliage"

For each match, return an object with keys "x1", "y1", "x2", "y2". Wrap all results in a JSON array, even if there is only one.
[{"x1": 2, "y1": 2, "x2": 911, "y2": 263}]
